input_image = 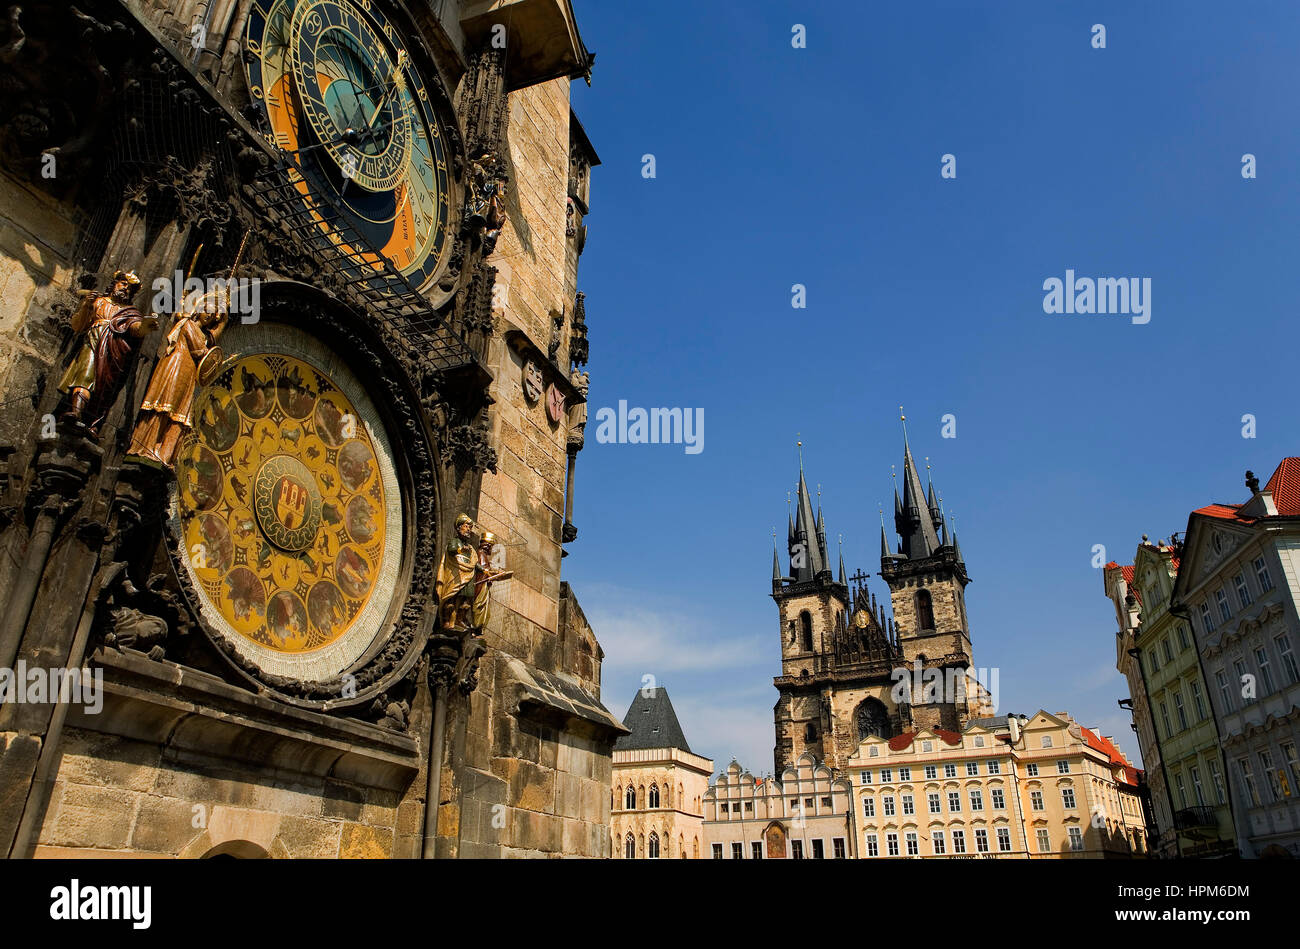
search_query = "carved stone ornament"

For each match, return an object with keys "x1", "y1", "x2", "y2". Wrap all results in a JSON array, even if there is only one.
[{"x1": 523, "y1": 358, "x2": 543, "y2": 403}]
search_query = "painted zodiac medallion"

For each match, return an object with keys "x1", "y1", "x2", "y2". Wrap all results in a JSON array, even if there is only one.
[{"x1": 175, "y1": 350, "x2": 391, "y2": 661}]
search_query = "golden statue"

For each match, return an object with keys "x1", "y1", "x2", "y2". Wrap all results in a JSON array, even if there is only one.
[
  {"x1": 127, "y1": 287, "x2": 227, "y2": 468},
  {"x1": 435, "y1": 514, "x2": 511, "y2": 631},
  {"x1": 58, "y1": 271, "x2": 159, "y2": 437}
]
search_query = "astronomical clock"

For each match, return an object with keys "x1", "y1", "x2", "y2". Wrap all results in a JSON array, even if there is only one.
[{"x1": 243, "y1": 0, "x2": 455, "y2": 289}]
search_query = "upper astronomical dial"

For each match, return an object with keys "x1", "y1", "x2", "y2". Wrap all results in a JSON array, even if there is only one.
[{"x1": 289, "y1": 0, "x2": 411, "y2": 193}]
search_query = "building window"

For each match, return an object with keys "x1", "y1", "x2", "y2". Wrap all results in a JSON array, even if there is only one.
[
  {"x1": 751, "y1": 841, "x2": 763, "y2": 859},
  {"x1": 880, "y1": 768, "x2": 892, "y2": 782},
  {"x1": 1062, "y1": 787, "x2": 1077, "y2": 809},
  {"x1": 1174, "y1": 771, "x2": 1187, "y2": 809},
  {"x1": 1036, "y1": 829, "x2": 1051, "y2": 853},
  {"x1": 1260, "y1": 752, "x2": 1282, "y2": 803},
  {"x1": 1178, "y1": 624, "x2": 1191, "y2": 651},
  {"x1": 804, "y1": 797, "x2": 813, "y2": 809},
  {"x1": 1190, "y1": 680, "x2": 1207, "y2": 721},
  {"x1": 905, "y1": 832, "x2": 919, "y2": 856},
  {"x1": 856, "y1": 698, "x2": 891, "y2": 741},
  {"x1": 1150, "y1": 650, "x2": 1161, "y2": 673},
  {"x1": 902, "y1": 794, "x2": 915, "y2": 816},
  {"x1": 863, "y1": 797, "x2": 875, "y2": 818},
  {"x1": 952, "y1": 830, "x2": 966, "y2": 854},
  {"x1": 1068, "y1": 827, "x2": 1083, "y2": 851},
  {"x1": 866, "y1": 834, "x2": 879, "y2": 857},
  {"x1": 1256, "y1": 647, "x2": 1276, "y2": 695},
  {"x1": 820, "y1": 796, "x2": 832, "y2": 808},
  {"x1": 974, "y1": 828, "x2": 990, "y2": 853},
  {"x1": 1041, "y1": 736, "x2": 1053, "y2": 748},
  {"x1": 720, "y1": 803, "x2": 728, "y2": 813},
  {"x1": 987, "y1": 760, "x2": 1001, "y2": 775},
  {"x1": 791, "y1": 839, "x2": 804, "y2": 859},
  {"x1": 1254, "y1": 556, "x2": 1274, "y2": 592},
  {"x1": 1277, "y1": 634, "x2": 1299, "y2": 686},
  {"x1": 1162, "y1": 637, "x2": 1174, "y2": 663},
  {"x1": 948, "y1": 791, "x2": 961, "y2": 812},
  {"x1": 966, "y1": 762, "x2": 979, "y2": 777},
  {"x1": 922, "y1": 742, "x2": 934, "y2": 754},
  {"x1": 745, "y1": 801, "x2": 754, "y2": 812},
  {"x1": 624, "y1": 786, "x2": 635, "y2": 809},
  {"x1": 1234, "y1": 574, "x2": 1253, "y2": 609},
  {"x1": 648, "y1": 833, "x2": 660, "y2": 859},
  {"x1": 1237, "y1": 757, "x2": 1261, "y2": 806},
  {"x1": 800, "y1": 611, "x2": 813, "y2": 651},
  {"x1": 1215, "y1": 669, "x2": 1234, "y2": 713},
  {"x1": 727, "y1": 841, "x2": 740, "y2": 860},
  {"x1": 1030, "y1": 790, "x2": 1045, "y2": 811},
  {"x1": 627, "y1": 834, "x2": 637, "y2": 859},
  {"x1": 1174, "y1": 692, "x2": 1188, "y2": 731},
  {"x1": 1190, "y1": 766, "x2": 1206, "y2": 807},
  {"x1": 1199, "y1": 601, "x2": 1216, "y2": 634},
  {"x1": 898, "y1": 767, "x2": 911, "y2": 781},
  {"x1": 886, "y1": 833, "x2": 899, "y2": 857},
  {"x1": 1281, "y1": 742, "x2": 1300, "y2": 799},
  {"x1": 1216, "y1": 589, "x2": 1232, "y2": 624},
  {"x1": 1160, "y1": 702, "x2": 1173, "y2": 738},
  {"x1": 944, "y1": 763, "x2": 957, "y2": 778},
  {"x1": 991, "y1": 788, "x2": 1006, "y2": 810},
  {"x1": 1027, "y1": 763, "x2": 1039, "y2": 777},
  {"x1": 969, "y1": 789, "x2": 983, "y2": 811},
  {"x1": 811, "y1": 839, "x2": 825, "y2": 859},
  {"x1": 928, "y1": 792, "x2": 942, "y2": 814},
  {"x1": 804, "y1": 723, "x2": 818, "y2": 742},
  {"x1": 915, "y1": 590, "x2": 935, "y2": 630},
  {"x1": 997, "y1": 827, "x2": 1012, "y2": 852},
  {"x1": 1057, "y1": 760, "x2": 1071, "y2": 774},
  {"x1": 1209, "y1": 759, "x2": 1226, "y2": 805},
  {"x1": 861, "y1": 770, "x2": 873, "y2": 785},
  {"x1": 973, "y1": 736, "x2": 986, "y2": 748},
  {"x1": 1234, "y1": 659, "x2": 1252, "y2": 704},
  {"x1": 925, "y1": 765, "x2": 937, "y2": 779},
  {"x1": 933, "y1": 830, "x2": 946, "y2": 854},
  {"x1": 648, "y1": 785, "x2": 660, "y2": 808},
  {"x1": 882, "y1": 796, "x2": 896, "y2": 817},
  {"x1": 832, "y1": 838, "x2": 846, "y2": 859}
]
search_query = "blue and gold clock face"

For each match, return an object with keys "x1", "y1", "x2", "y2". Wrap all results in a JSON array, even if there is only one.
[{"x1": 244, "y1": 0, "x2": 453, "y2": 288}]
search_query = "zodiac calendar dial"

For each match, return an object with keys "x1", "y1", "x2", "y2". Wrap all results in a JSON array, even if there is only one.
[{"x1": 175, "y1": 352, "x2": 391, "y2": 659}]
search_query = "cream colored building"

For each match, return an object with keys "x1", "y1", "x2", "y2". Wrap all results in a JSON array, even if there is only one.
[
  {"x1": 611, "y1": 688, "x2": 712, "y2": 858},
  {"x1": 702, "y1": 754, "x2": 855, "y2": 858},
  {"x1": 842, "y1": 712, "x2": 1147, "y2": 858}
]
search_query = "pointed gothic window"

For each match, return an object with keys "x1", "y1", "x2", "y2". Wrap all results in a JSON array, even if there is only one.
[
  {"x1": 915, "y1": 590, "x2": 935, "y2": 630},
  {"x1": 856, "y1": 697, "x2": 891, "y2": 740},
  {"x1": 648, "y1": 832, "x2": 660, "y2": 858},
  {"x1": 649, "y1": 784, "x2": 660, "y2": 808},
  {"x1": 625, "y1": 832, "x2": 635, "y2": 859},
  {"x1": 800, "y1": 611, "x2": 814, "y2": 652},
  {"x1": 624, "y1": 785, "x2": 635, "y2": 809}
]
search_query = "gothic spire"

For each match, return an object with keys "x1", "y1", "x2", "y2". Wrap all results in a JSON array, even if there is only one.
[
  {"x1": 896, "y1": 439, "x2": 941, "y2": 559},
  {"x1": 791, "y1": 465, "x2": 826, "y2": 581}
]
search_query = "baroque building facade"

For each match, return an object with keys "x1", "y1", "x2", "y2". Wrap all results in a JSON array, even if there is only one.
[
  {"x1": 1105, "y1": 542, "x2": 1236, "y2": 858},
  {"x1": 1169, "y1": 462, "x2": 1300, "y2": 858},
  {"x1": 610, "y1": 687, "x2": 712, "y2": 858},
  {"x1": 0, "y1": 0, "x2": 624, "y2": 859}
]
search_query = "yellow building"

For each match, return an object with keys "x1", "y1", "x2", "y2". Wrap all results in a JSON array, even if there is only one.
[
  {"x1": 611, "y1": 688, "x2": 713, "y2": 858},
  {"x1": 843, "y1": 711, "x2": 1147, "y2": 858}
]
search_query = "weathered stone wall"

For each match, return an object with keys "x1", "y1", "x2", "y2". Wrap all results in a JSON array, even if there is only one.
[
  {"x1": 0, "y1": 171, "x2": 79, "y2": 446},
  {"x1": 33, "y1": 728, "x2": 407, "y2": 858}
]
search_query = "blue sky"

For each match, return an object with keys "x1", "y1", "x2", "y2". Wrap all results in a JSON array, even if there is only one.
[{"x1": 561, "y1": 0, "x2": 1300, "y2": 774}]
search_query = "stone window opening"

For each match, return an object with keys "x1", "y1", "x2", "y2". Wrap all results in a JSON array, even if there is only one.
[
  {"x1": 648, "y1": 785, "x2": 660, "y2": 808},
  {"x1": 624, "y1": 785, "x2": 635, "y2": 809},
  {"x1": 915, "y1": 590, "x2": 935, "y2": 631},
  {"x1": 800, "y1": 611, "x2": 814, "y2": 652}
]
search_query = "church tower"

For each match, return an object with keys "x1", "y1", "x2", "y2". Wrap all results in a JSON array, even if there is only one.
[
  {"x1": 879, "y1": 434, "x2": 979, "y2": 733},
  {"x1": 771, "y1": 458, "x2": 902, "y2": 774}
]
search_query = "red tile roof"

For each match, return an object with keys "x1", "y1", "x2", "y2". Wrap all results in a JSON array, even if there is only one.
[
  {"x1": 1195, "y1": 503, "x2": 1245, "y2": 522},
  {"x1": 888, "y1": 732, "x2": 916, "y2": 751},
  {"x1": 934, "y1": 729, "x2": 962, "y2": 746},
  {"x1": 1081, "y1": 727, "x2": 1139, "y2": 786},
  {"x1": 1266, "y1": 458, "x2": 1300, "y2": 514}
]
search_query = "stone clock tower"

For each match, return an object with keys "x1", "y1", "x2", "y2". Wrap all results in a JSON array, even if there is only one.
[{"x1": 0, "y1": 0, "x2": 623, "y2": 859}]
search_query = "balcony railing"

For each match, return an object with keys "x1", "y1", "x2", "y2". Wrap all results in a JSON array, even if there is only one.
[{"x1": 1174, "y1": 806, "x2": 1218, "y2": 831}]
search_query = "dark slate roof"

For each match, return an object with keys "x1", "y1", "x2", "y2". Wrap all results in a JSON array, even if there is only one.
[
  {"x1": 614, "y1": 687, "x2": 693, "y2": 753},
  {"x1": 965, "y1": 716, "x2": 1011, "y2": 731}
]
